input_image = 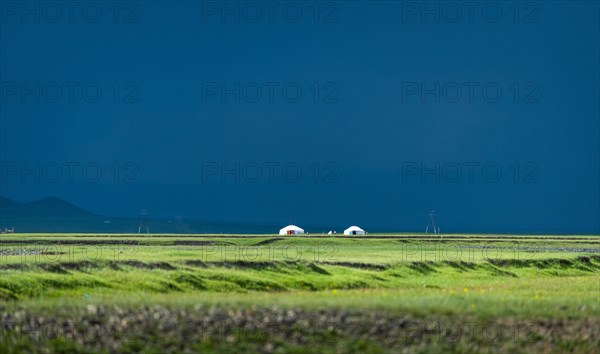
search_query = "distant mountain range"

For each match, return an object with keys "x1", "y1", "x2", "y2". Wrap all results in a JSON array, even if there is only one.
[
  {"x1": 1, "y1": 196, "x2": 92, "y2": 218},
  {"x1": 0, "y1": 196, "x2": 280, "y2": 233}
]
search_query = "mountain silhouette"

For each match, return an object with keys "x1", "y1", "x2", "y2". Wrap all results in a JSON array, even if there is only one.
[
  {"x1": 1, "y1": 196, "x2": 94, "y2": 217},
  {"x1": 0, "y1": 196, "x2": 280, "y2": 233}
]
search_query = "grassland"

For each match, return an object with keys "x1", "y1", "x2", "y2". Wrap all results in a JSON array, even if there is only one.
[{"x1": 0, "y1": 234, "x2": 598, "y2": 353}]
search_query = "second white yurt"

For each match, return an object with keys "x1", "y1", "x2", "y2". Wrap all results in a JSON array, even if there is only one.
[
  {"x1": 279, "y1": 225, "x2": 305, "y2": 235},
  {"x1": 343, "y1": 226, "x2": 365, "y2": 235}
]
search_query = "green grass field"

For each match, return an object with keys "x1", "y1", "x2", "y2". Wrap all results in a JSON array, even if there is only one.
[{"x1": 1, "y1": 234, "x2": 599, "y2": 353}]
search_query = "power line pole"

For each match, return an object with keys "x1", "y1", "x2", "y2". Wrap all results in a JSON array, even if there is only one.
[
  {"x1": 426, "y1": 210, "x2": 440, "y2": 236},
  {"x1": 138, "y1": 209, "x2": 149, "y2": 234}
]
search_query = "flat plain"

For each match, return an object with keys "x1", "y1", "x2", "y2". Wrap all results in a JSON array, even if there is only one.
[{"x1": 0, "y1": 233, "x2": 598, "y2": 353}]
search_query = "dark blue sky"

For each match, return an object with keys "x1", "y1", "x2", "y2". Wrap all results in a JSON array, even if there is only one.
[{"x1": 1, "y1": 1, "x2": 599, "y2": 233}]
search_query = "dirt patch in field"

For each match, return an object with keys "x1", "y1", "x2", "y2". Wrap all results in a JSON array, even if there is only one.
[
  {"x1": 319, "y1": 261, "x2": 388, "y2": 271},
  {"x1": 18, "y1": 260, "x2": 181, "y2": 272},
  {"x1": 577, "y1": 255, "x2": 598, "y2": 265},
  {"x1": 172, "y1": 241, "x2": 219, "y2": 246},
  {"x1": 212, "y1": 261, "x2": 281, "y2": 270},
  {"x1": 120, "y1": 260, "x2": 177, "y2": 270},
  {"x1": 0, "y1": 263, "x2": 30, "y2": 271},
  {"x1": 0, "y1": 249, "x2": 66, "y2": 257},
  {"x1": 35, "y1": 261, "x2": 102, "y2": 273},
  {"x1": 183, "y1": 260, "x2": 208, "y2": 268},
  {"x1": 182, "y1": 260, "x2": 332, "y2": 275},
  {"x1": 253, "y1": 238, "x2": 285, "y2": 246},
  {"x1": 486, "y1": 256, "x2": 600, "y2": 271},
  {"x1": 464, "y1": 244, "x2": 600, "y2": 253}
]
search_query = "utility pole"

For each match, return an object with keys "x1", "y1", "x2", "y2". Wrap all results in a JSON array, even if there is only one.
[
  {"x1": 426, "y1": 210, "x2": 440, "y2": 236},
  {"x1": 138, "y1": 209, "x2": 149, "y2": 234}
]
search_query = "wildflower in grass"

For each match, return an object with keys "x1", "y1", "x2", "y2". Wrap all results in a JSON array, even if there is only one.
[{"x1": 463, "y1": 288, "x2": 469, "y2": 293}]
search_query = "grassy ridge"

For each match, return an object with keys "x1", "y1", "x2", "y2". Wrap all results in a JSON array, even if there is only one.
[{"x1": 2, "y1": 258, "x2": 599, "y2": 317}]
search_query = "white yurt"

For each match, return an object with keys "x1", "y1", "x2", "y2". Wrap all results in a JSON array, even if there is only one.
[
  {"x1": 279, "y1": 225, "x2": 305, "y2": 235},
  {"x1": 343, "y1": 226, "x2": 365, "y2": 235}
]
